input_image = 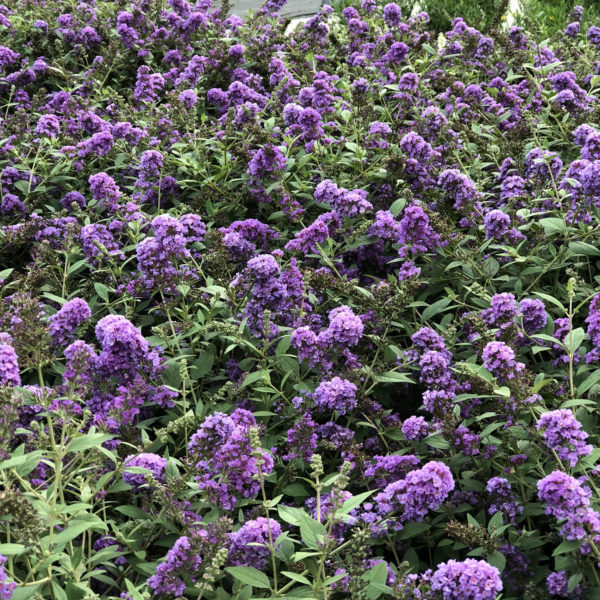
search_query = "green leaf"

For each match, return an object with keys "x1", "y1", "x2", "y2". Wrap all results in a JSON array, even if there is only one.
[
  {"x1": 423, "y1": 434, "x2": 450, "y2": 449},
  {"x1": 577, "y1": 369, "x2": 600, "y2": 396},
  {"x1": 278, "y1": 505, "x2": 309, "y2": 526},
  {"x1": 337, "y1": 490, "x2": 376, "y2": 516},
  {"x1": 292, "y1": 551, "x2": 321, "y2": 561},
  {"x1": 241, "y1": 369, "x2": 271, "y2": 388},
  {"x1": 192, "y1": 351, "x2": 214, "y2": 379},
  {"x1": 552, "y1": 540, "x2": 581, "y2": 556},
  {"x1": 364, "y1": 561, "x2": 388, "y2": 585},
  {"x1": 482, "y1": 257, "x2": 499, "y2": 277},
  {"x1": 566, "y1": 327, "x2": 586, "y2": 354},
  {"x1": 276, "y1": 335, "x2": 291, "y2": 356},
  {"x1": 539, "y1": 217, "x2": 566, "y2": 235},
  {"x1": 531, "y1": 291, "x2": 566, "y2": 313},
  {"x1": 487, "y1": 550, "x2": 506, "y2": 572},
  {"x1": 298, "y1": 513, "x2": 326, "y2": 549},
  {"x1": 115, "y1": 505, "x2": 150, "y2": 520},
  {"x1": 226, "y1": 566, "x2": 271, "y2": 589},
  {"x1": 488, "y1": 511, "x2": 503, "y2": 532},
  {"x1": 11, "y1": 585, "x2": 41, "y2": 600},
  {"x1": 94, "y1": 282, "x2": 109, "y2": 301},
  {"x1": 43, "y1": 517, "x2": 107, "y2": 549},
  {"x1": 282, "y1": 483, "x2": 309, "y2": 498},
  {"x1": 397, "y1": 522, "x2": 429, "y2": 539},
  {"x1": 569, "y1": 573, "x2": 583, "y2": 593},
  {"x1": 389, "y1": 198, "x2": 406, "y2": 217},
  {"x1": 375, "y1": 371, "x2": 414, "y2": 384},
  {"x1": 52, "y1": 582, "x2": 68, "y2": 600},
  {"x1": 281, "y1": 571, "x2": 311, "y2": 585},
  {"x1": 460, "y1": 362, "x2": 494, "y2": 383},
  {"x1": 67, "y1": 433, "x2": 114, "y2": 453},
  {"x1": 422, "y1": 298, "x2": 452, "y2": 322},
  {"x1": 0, "y1": 543, "x2": 26, "y2": 555},
  {"x1": 569, "y1": 241, "x2": 600, "y2": 256},
  {"x1": 0, "y1": 450, "x2": 45, "y2": 474}
]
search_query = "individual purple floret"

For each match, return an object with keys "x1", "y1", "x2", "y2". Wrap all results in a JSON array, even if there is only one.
[
  {"x1": 122, "y1": 453, "x2": 167, "y2": 491},
  {"x1": 537, "y1": 409, "x2": 592, "y2": 467},
  {"x1": 430, "y1": 559, "x2": 502, "y2": 600}
]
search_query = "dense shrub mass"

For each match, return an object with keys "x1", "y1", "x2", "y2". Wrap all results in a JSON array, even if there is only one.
[{"x1": 3, "y1": 0, "x2": 600, "y2": 598}]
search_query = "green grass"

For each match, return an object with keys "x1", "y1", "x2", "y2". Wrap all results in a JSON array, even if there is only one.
[{"x1": 516, "y1": 0, "x2": 600, "y2": 39}]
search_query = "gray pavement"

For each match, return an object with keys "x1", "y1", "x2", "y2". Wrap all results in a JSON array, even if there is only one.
[{"x1": 230, "y1": 0, "x2": 322, "y2": 18}]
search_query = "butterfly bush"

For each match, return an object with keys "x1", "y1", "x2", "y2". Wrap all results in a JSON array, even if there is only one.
[{"x1": 3, "y1": 0, "x2": 600, "y2": 597}]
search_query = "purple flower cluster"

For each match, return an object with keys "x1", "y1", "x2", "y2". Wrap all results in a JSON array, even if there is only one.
[
  {"x1": 135, "y1": 214, "x2": 196, "y2": 294},
  {"x1": 314, "y1": 179, "x2": 372, "y2": 218},
  {"x1": 48, "y1": 298, "x2": 91, "y2": 347},
  {"x1": 95, "y1": 314, "x2": 150, "y2": 379},
  {"x1": 147, "y1": 535, "x2": 202, "y2": 595},
  {"x1": 122, "y1": 453, "x2": 167, "y2": 491},
  {"x1": 0, "y1": 555, "x2": 16, "y2": 600},
  {"x1": 430, "y1": 559, "x2": 502, "y2": 600},
  {"x1": 537, "y1": 471, "x2": 591, "y2": 519},
  {"x1": 312, "y1": 377, "x2": 357, "y2": 415},
  {"x1": 228, "y1": 518, "x2": 282, "y2": 569},
  {"x1": 375, "y1": 460, "x2": 454, "y2": 523},
  {"x1": 486, "y1": 476, "x2": 522, "y2": 524},
  {"x1": 537, "y1": 409, "x2": 592, "y2": 466},
  {"x1": 0, "y1": 343, "x2": 20, "y2": 386},
  {"x1": 364, "y1": 454, "x2": 420, "y2": 488},
  {"x1": 482, "y1": 341, "x2": 525, "y2": 382},
  {"x1": 401, "y1": 415, "x2": 431, "y2": 440},
  {"x1": 290, "y1": 305, "x2": 364, "y2": 369},
  {"x1": 188, "y1": 409, "x2": 273, "y2": 510},
  {"x1": 547, "y1": 570, "x2": 583, "y2": 598}
]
